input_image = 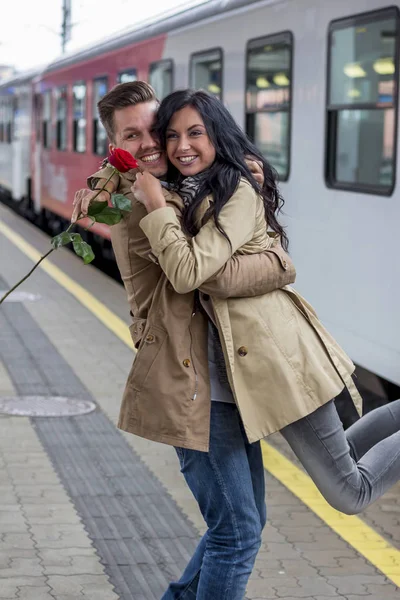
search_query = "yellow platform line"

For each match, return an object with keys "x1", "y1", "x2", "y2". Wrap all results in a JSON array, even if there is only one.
[
  {"x1": 1, "y1": 217, "x2": 399, "y2": 588},
  {"x1": 0, "y1": 221, "x2": 133, "y2": 350}
]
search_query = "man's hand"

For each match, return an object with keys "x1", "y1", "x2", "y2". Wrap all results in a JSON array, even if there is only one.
[
  {"x1": 71, "y1": 189, "x2": 110, "y2": 223},
  {"x1": 132, "y1": 172, "x2": 166, "y2": 213},
  {"x1": 245, "y1": 157, "x2": 264, "y2": 186}
]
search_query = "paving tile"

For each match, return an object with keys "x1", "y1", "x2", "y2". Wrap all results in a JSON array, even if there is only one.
[{"x1": 0, "y1": 577, "x2": 48, "y2": 599}]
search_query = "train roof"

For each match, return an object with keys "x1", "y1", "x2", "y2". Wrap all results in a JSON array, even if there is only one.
[
  {"x1": 0, "y1": 66, "x2": 45, "y2": 92},
  {"x1": 43, "y1": 0, "x2": 268, "y2": 74}
]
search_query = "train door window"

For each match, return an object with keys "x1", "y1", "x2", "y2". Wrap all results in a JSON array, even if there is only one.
[
  {"x1": 93, "y1": 77, "x2": 108, "y2": 156},
  {"x1": 190, "y1": 48, "x2": 223, "y2": 99},
  {"x1": 34, "y1": 94, "x2": 42, "y2": 141},
  {"x1": 0, "y1": 99, "x2": 8, "y2": 143},
  {"x1": 118, "y1": 70, "x2": 137, "y2": 83},
  {"x1": 42, "y1": 91, "x2": 52, "y2": 149},
  {"x1": 246, "y1": 32, "x2": 293, "y2": 182},
  {"x1": 326, "y1": 8, "x2": 399, "y2": 194},
  {"x1": 55, "y1": 87, "x2": 68, "y2": 151},
  {"x1": 73, "y1": 82, "x2": 87, "y2": 153},
  {"x1": 149, "y1": 60, "x2": 173, "y2": 99}
]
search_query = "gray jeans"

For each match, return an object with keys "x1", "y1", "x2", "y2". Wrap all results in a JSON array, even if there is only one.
[{"x1": 281, "y1": 399, "x2": 400, "y2": 515}]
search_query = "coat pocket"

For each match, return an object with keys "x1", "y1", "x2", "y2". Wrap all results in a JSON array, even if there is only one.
[
  {"x1": 130, "y1": 325, "x2": 168, "y2": 392},
  {"x1": 129, "y1": 317, "x2": 147, "y2": 349}
]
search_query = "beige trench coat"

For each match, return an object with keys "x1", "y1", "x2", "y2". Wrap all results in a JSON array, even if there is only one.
[
  {"x1": 88, "y1": 166, "x2": 298, "y2": 451},
  {"x1": 140, "y1": 178, "x2": 363, "y2": 446}
]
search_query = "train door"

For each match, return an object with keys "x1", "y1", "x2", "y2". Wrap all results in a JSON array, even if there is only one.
[
  {"x1": 11, "y1": 91, "x2": 30, "y2": 201},
  {"x1": 33, "y1": 93, "x2": 42, "y2": 213}
]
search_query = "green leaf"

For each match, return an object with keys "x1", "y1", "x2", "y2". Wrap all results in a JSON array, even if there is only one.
[
  {"x1": 111, "y1": 193, "x2": 132, "y2": 212},
  {"x1": 51, "y1": 232, "x2": 75, "y2": 249},
  {"x1": 93, "y1": 207, "x2": 122, "y2": 225},
  {"x1": 72, "y1": 239, "x2": 95, "y2": 264},
  {"x1": 87, "y1": 200, "x2": 108, "y2": 216}
]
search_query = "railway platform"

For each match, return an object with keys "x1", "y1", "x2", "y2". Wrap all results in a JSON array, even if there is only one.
[{"x1": 0, "y1": 203, "x2": 399, "y2": 600}]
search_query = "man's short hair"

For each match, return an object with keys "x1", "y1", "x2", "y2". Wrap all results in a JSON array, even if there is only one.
[{"x1": 98, "y1": 81, "x2": 157, "y2": 142}]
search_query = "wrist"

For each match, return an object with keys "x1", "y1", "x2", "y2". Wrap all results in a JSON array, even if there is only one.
[{"x1": 145, "y1": 195, "x2": 166, "y2": 213}]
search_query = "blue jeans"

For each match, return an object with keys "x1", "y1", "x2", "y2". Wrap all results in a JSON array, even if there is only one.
[{"x1": 162, "y1": 402, "x2": 266, "y2": 600}]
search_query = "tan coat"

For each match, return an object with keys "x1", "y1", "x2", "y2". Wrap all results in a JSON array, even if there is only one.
[
  {"x1": 88, "y1": 166, "x2": 297, "y2": 451},
  {"x1": 139, "y1": 178, "x2": 363, "y2": 446}
]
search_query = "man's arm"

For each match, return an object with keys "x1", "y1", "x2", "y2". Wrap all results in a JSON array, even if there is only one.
[
  {"x1": 199, "y1": 243, "x2": 295, "y2": 299},
  {"x1": 71, "y1": 164, "x2": 119, "y2": 223}
]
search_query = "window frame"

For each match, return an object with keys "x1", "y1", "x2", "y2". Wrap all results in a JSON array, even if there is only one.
[
  {"x1": 92, "y1": 76, "x2": 108, "y2": 156},
  {"x1": 149, "y1": 59, "x2": 174, "y2": 99},
  {"x1": 245, "y1": 30, "x2": 294, "y2": 183},
  {"x1": 117, "y1": 69, "x2": 137, "y2": 84},
  {"x1": 189, "y1": 47, "x2": 224, "y2": 101},
  {"x1": 72, "y1": 80, "x2": 87, "y2": 154},
  {"x1": 55, "y1": 86, "x2": 68, "y2": 152},
  {"x1": 325, "y1": 6, "x2": 400, "y2": 196}
]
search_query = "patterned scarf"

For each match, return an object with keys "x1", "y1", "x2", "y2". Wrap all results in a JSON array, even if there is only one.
[{"x1": 170, "y1": 173, "x2": 207, "y2": 207}]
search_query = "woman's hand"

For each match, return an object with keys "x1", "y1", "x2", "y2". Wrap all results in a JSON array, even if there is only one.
[{"x1": 132, "y1": 172, "x2": 166, "y2": 213}]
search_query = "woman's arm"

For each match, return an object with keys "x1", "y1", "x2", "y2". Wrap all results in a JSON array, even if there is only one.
[{"x1": 135, "y1": 174, "x2": 259, "y2": 294}]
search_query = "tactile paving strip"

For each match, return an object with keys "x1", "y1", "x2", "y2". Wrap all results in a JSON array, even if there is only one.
[
  {"x1": 0, "y1": 395, "x2": 96, "y2": 416},
  {"x1": 0, "y1": 277, "x2": 199, "y2": 600}
]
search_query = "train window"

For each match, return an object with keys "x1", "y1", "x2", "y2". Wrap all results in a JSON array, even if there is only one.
[
  {"x1": 246, "y1": 32, "x2": 293, "y2": 182},
  {"x1": 6, "y1": 99, "x2": 13, "y2": 144},
  {"x1": 93, "y1": 78, "x2": 108, "y2": 156},
  {"x1": 149, "y1": 60, "x2": 173, "y2": 99},
  {"x1": 42, "y1": 91, "x2": 52, "y2": 149},
  {"x1": 190, "y1": 48, "x2": 223, "y2": 99},
  {"x1": 55, "y1": 87, "x2": 68, "y2": 151},
  {"x1": 73, "y1": 82, "x2": 87, "y2": 153},
  {"x1": 326, "y1": 8, "x2": 399, "y2": 194},
  {"x1": 118, "y1": 70, "x2": 137, "y2": 83}
]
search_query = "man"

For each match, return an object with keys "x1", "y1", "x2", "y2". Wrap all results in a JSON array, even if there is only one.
[{"x1": 71, "y1": 81, "x2": 296, "y2": 598}]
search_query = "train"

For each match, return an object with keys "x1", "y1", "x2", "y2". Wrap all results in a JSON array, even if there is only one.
[{"x1": 0, "y1": 0, "x2": 399, "y2": 400}]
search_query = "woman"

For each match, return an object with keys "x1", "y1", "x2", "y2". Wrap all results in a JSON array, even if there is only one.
[{"x1": 132, "y1": 89, "x2": 400, "y2": 600}]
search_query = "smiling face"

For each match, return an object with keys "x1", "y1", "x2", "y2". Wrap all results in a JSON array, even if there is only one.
[
  {"x1": 166, "y1": 105, "x2": 216, "y2": 177},
  {"x1": 109, "y1": 100, "x2": 167, "y2": 178}
]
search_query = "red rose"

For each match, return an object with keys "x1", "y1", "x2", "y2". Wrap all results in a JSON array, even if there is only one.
[{"x1": 108, "y1": 148, "x2": 138, "y2": 172}]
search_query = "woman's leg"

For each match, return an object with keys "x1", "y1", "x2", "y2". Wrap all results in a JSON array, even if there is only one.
[
  {"x1": 162, "y1": 402, "x2": 265, "y2": 600},
  {"x1": 346, "y1": 400, "x2": 400, "y2": 460},
  {"x1": 281, "y1": 399, "x2": 400, "y2": 515}
]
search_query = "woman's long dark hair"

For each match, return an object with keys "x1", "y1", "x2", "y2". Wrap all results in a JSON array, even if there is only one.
[{"x1": 156, "y1": 89, "x2": 288, "y2": 251}]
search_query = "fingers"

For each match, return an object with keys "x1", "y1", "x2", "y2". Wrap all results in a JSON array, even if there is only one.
[
  {"x1": 253, "y1": 173, "x2": 264, "y2": 186},
  {"x1": 71, "y1": 189, "x2": 92, "y2": 223}
]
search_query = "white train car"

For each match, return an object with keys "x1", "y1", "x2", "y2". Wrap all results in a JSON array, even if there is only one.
[
  {"x1": 0, "y1": 0, "x2": 398, "y2": 393},
  {"x1": 0, "y1": 69, "x2": 38, "y2": 206},
  {"x1": 159, "y1": 0, "x2": 399, "y2": 389}
]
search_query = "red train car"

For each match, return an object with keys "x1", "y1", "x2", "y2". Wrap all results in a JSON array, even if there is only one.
[{"x1": 31, "y1": 35, "x2": 168, "y2": 242}]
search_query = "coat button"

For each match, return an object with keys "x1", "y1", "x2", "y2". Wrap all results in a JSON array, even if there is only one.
[
  {"x1": 183, "y1": 359, "x2": 191, "y2": 368},
  {"x1": 146, "y1": 334, "x2": 155, "y2": 343},
  {"x1": 238, "y1": 346, "x2": 248, "y2": 357}
]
